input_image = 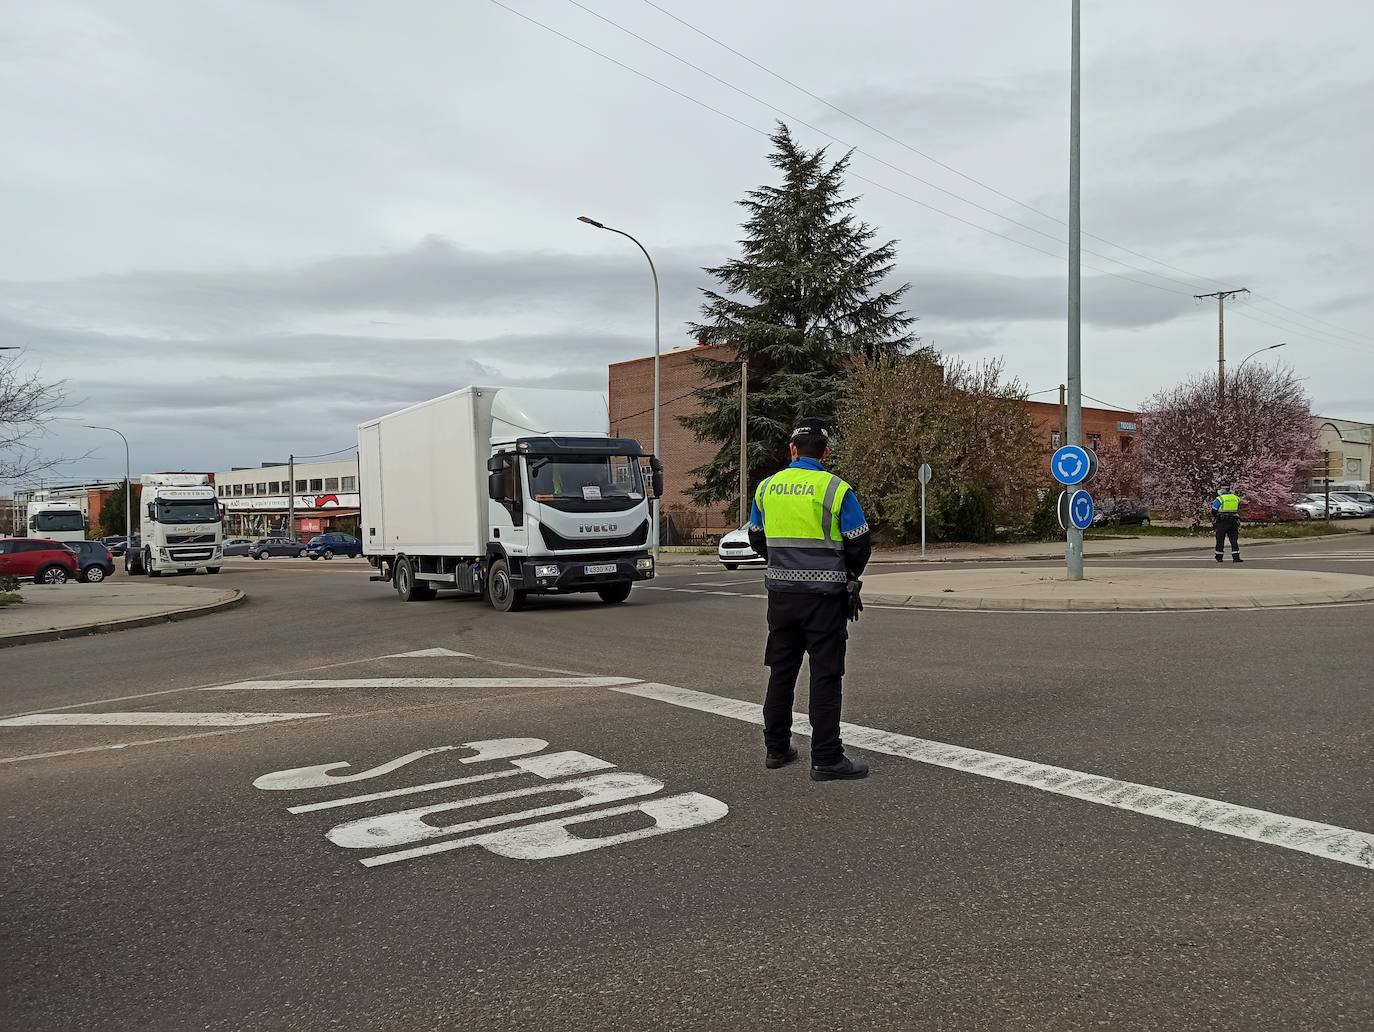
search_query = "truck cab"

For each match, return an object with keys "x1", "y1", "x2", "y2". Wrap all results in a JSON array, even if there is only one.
[
  {"x1": 24, "y1": 500, "x2": 87, "y2": 543},
  {"x1": 128, "y1": 474, "x2": 225, "y2": 576}
]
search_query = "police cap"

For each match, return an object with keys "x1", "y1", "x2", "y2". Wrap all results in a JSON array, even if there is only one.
[{"x1": 790, "y1": 418, "x2": 832, "y2": 442}]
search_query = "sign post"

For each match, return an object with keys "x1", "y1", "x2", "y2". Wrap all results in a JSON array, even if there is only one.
[
  {"x1": 917, "y1": 463, "x2": 933, "y2": 559},
  {"x1": 1051, "y1": 444, "x2": 1096, "y2": 572}
]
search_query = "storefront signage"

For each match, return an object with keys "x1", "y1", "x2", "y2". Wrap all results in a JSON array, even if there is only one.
[
  {"x1": 1117, "y1": 421, "x2": 1138, "y2": 432},
  {"x1": 223, "y1": 493, "x2": 360, "y2": 512}
]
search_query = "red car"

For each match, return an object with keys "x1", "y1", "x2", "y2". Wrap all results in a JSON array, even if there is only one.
[{"x1": 0, "y1": 537, "x2": 80, "y2": 584}]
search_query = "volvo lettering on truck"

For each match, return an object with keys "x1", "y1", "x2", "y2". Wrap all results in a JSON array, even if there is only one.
[{"x1": 359, "y1": 386, "x2": 662, "y2": 612}]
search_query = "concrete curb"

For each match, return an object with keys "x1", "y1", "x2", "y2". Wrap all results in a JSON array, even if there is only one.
[
  {"x1": 0, "y1": 589, "x2": 247, "y2": 649},
  {"x1": 865, "y1": 585, "x2": 1374, "y2": 613}
]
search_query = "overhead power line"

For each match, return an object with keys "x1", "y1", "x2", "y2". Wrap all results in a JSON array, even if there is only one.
[
  {"x1": 491, "y1": 0, "x2": 1372, "y2": 357},
  {"x1": 635, "y1": 0, "x2": 1374, "y2": 351}
]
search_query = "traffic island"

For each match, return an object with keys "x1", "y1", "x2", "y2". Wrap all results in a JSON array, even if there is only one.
[
  {"x1": 862, "y1": 565, "x2": 1374, "y2": 612},
  {"x1": 0, "y1": 581, "x2": 245, "y2": 647}
]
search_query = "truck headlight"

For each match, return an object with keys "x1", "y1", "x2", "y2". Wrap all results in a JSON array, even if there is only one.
[
  {"x1": 635, "y1": 558, "x2": 654, "y2": 571},
  {"x1": 535, "y1": 564, "x2": 560, "y2": 578}
]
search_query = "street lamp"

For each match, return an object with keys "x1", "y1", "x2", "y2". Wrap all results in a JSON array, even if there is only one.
[
  {"x1": 84, "y1": 425, "x2": 131, "y2": 552},
  {"x1": 1236, "y1": 342, "x2": 1287, "y2": 375},
  {"x1": 578, "y1": 215, "x2": 660, "y2": 558}
]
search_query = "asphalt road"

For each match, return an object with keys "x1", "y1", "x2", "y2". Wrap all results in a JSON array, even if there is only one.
[{"x1": 3, "y1": 538, "x2": 1373, "y2": 1031}]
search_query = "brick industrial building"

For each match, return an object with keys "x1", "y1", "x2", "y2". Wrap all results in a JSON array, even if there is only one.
[{"x1": 609, "y1": 343, "x2": 1141, "y2": 534}]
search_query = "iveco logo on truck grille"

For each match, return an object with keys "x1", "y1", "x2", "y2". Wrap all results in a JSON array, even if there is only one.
[{"x1": 579, "y1": 523, "x2": 619, "y2": 534}]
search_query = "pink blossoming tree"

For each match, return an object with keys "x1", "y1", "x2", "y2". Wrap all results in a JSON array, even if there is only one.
[{"x1": 1139, "y1": 365, "x2": 1317, "y2": 524}]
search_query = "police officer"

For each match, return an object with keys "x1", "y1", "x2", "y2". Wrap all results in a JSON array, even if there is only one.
[
  {"x1": 746, "y1": 419, "x2": 872, "y2": 781},
  {"x1": 1211, "y1": 484, "x2": 1243, "y2": 563}
]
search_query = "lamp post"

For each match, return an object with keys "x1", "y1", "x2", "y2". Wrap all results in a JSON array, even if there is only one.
[
  {"x1": 84, "y1": 425, "x2": 130, "y2": 549},
  {"x1": 578, "y1": 215, "x2": 660, "y2": 558},
  {"x1": 1236, "y1": 342, "x2": 1287, "y2": 375}
]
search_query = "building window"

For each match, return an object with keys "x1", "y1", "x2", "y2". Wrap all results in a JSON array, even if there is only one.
[
  {"x1": 244, "y1": 484, "x2": 255, "y2": 496},
  {"x1": 256, "y1": 483, "x2": 267, "y2": 495},
  {"x1": 1050, "y1": 431, "x2": 1062, "y2": 448},
  {"x1": 1088, "y1": 433, "x2": 1102, "y2": 450},
  {"x1": 295, "y1": 479, "x2": 307, "y2": 492},
  {"x1": 342, "y1": 476, "x2": 356, "y2": 491},
  {"x1": 268, "y1": 481, "x2": 280, "y2": 494},
  {"x1": 325, "y1": 477, "x2": 339, "y2": 491},
  {"x1": 1120, "y1": 435, "x2": 1134, "y2": 452},
  {"x1": 232, "y1": 484, "x2": 243, "y2": 497},
  {"x1": 310, "y1": 479, "x2": 323, "y2": 492}
]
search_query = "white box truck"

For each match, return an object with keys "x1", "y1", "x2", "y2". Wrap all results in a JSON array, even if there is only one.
[
  {"x1": 127, "y1": 474, "x2": 225, "y2": 576},
  {"x1": 359, "y1": 386, "x2": 661, "y2": 612},
  {"x1": 23, "y1": 498, "x2": 87, "y2": 542}
]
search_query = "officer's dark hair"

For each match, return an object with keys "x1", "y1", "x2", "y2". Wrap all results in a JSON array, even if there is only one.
[{"x1": 791, "y1": 432, "x2": 829, "y2": 459}]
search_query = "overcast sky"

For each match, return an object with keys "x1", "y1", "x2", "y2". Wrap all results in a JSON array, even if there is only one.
[{"x1": 3, "y1": 0, "x2": 1371, "y2": 483}]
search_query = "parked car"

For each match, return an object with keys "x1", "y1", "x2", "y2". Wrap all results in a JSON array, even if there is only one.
[
  {"x1": 221, "y1": 538, "x2": 257, "y2": 557},
  {"x1": 1092, "y1": 498, "x2": 1150, "y2": 526},
  {"x1": 1338, "y1": 490, "x2": 1374, "y2": 507},
  {"x1": 1308, "y1": 493, "x2": 1362, "y2": 518},
  {"x1": 250, "y1": 537, "x2": 307, "y2": 559},
  {"x1": 0, "y1": 537, "x2": 80, "y2": 584},
  {"x1": 100, "y1": 535, "x2": 127, "y2": 548},
  {"x1": 106, "y1": 537, "x2": 130, "y2": 557},
  {"x1": 1292, "y1": 498, "x2": 1325, "y2": 519},
  {"x1": 717, "y1": 525, "x2": 765, "y2": 570},
  {"x1": 67, "y1": 540, "x2": 117, "y2": 582},
  {"x1": 305, "y1": 533, "x2": 362, "y2": 559},
  {"x1": 1330, "y1": 493, "x2": 1374, "y2": 517}
]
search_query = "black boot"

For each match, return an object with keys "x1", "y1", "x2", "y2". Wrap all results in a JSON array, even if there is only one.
[
  {"x1": 1232, "y1": 554, "x2": 1243, "y2": 563},
  {"x1": 810, "y1": 756, "x2": 870, "y2": 781},
  {"x1": 1215, "y1": 554, "x2": 1224, "y2": 563},
  {"x1": 765, "y1": 746, "x2": 799, "y2": 769}
]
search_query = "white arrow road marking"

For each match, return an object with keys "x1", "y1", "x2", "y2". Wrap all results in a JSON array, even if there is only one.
[
  {"x1": 382, "y1": 648, "x2": 475, "y2": 658},
  {"x1": 610, "y1": 682, "x2": 1374, "y2": 872},
  {"x1": 0, "y1": 712, "x2": 328, "y2": 727},
  {"x1": 202, "y1": 677, "x2": 640, "y2": 691}
]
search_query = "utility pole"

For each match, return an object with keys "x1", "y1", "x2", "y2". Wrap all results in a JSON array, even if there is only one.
[
  {"x1": 1065, "y1": 0, "x2": 1084, "y2": 580},
  {"x1": 1194, "y1": 288, "x2": 1249, "y2": 404},
  {"x1": 738, "y1": 358, "x2": 748, "y2": 523},
  {"x1": 288, "y1": 454, "x2": 295, "y2": 539}
]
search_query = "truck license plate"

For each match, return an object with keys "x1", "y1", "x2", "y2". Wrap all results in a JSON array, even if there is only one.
[{"x1": 584, "y1": 563, "x2": 617, "y2": 575}]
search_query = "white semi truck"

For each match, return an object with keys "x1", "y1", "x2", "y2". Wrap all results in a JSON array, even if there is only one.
[
  {"x1": 126, "y1": 474, "x2": 225, "y2": 576},
  {"x1": 24, "y1": 499, "x2": 87, "y2": 542},
  {"x1": 359, "y1": 386, "x2": 662, "y2": 612}
]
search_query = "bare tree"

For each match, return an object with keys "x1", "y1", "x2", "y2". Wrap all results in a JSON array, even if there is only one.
[{"x1": 1, "y1": 352, "x2": 70, "y2": 482}]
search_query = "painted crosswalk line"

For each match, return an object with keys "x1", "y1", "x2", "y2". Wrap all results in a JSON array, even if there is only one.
[
  {"x1": 610, "y1": 682, "x2": 1374, "y2": 872},
  {"x1": 203, "y1": 676, "x2": 640, "y2": 691},
  {"x1": 0, "y1": 712, "x2": 328, "y2": 727}
]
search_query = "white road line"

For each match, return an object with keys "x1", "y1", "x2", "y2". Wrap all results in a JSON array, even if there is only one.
[
  {"x1": 0, "y1": 712, "x2": 328, "y2": 727},
  {"x1": 201, "y1": 677, "x2": 640, "y2": 691},
  {"x1": 383, "y1": 648, "x2": 475, "y2": 658},
  {"x1": 610, "y1": 683, "x2": 1374, "y2": 872}
]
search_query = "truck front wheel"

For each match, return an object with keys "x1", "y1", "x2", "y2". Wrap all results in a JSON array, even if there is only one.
[
  {"x1": 487, "y1": 559, "x2": 526, "y2": 613},
  {"x1": 596, "y1": 582, "x2": 633, "y2": 604},
  {"x1": 144, "y1": 549, "x2": 161, "y2": 577}
]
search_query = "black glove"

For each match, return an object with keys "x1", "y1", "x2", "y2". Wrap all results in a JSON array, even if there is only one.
[{"x1": 846, "y1": 578, "x2": 863, "y2": 622}]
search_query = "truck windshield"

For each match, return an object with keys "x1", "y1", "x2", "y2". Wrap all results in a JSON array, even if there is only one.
[
  {"x1": 153, "y1": 499, "x2": 221, "y2": 523},
  {"x1": 32, "y1": 511, "x2": 84, "y2": 532},
  {"x1": 528, "y1": 455, "x2": 642, "y2": 501}
]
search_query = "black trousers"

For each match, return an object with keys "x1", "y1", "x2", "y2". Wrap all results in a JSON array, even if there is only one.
[
  {"x1": 1215, "y1": 515, "x2": 1240, "y2": 556},
  {"x1": 763, "y1": 590, "x2": 848, "y2": 765}
]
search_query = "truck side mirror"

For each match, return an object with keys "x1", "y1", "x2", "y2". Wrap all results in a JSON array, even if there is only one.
[
  {"x1": 488, "y1": 472, "x2": 504, "y2": 501},
  {"x1": 486, "y1": 455, "x2": 505, "y2": 473},
  {"x1": 650, "y1": 456, "x2": 664, "y2": 498}
]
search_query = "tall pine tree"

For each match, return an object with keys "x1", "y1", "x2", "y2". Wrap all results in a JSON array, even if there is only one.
[{"x1": 682, "y1": 123, "x2": 916, "y2": 517}]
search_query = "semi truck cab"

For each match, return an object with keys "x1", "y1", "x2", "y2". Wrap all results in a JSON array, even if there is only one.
[
  {"x1": 128, "y1": 474, "x2": 225, "y2": 576},
  {"x1": 24, "y1": 500, "x2": 87, "y2": 543}
]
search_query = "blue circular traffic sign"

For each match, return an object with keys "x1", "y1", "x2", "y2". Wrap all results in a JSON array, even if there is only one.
[
  {"x1": 1051, "y1": 445, "x2": 1092, "y2": 486},
  {"x1": 1068, "y1": 489, "x2": 1095, "y2": 530}
]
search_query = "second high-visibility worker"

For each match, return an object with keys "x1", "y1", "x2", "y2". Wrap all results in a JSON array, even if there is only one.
[
  {"x1": 747, "y1": 419, "x2": 872, "y2": 781},
  {"x1": 1211, "y1": 484, "x2": 1243, "y2": 563}
]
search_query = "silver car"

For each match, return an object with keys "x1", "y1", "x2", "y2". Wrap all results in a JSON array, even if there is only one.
[{"x1": 1331, "y1": 493, "x2": 1374, "y2": 517}]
